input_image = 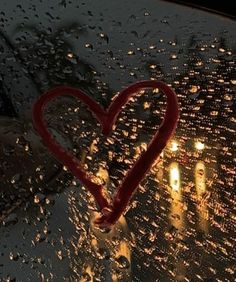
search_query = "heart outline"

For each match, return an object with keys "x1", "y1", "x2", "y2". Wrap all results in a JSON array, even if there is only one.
[{"x1": 33, "y1": 80, "x2": 179, "y2": 228}]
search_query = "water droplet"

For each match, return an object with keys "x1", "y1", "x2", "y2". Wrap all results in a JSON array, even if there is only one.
[
  {"x1": 99, "y1": 33, "x2": 109, "y2": 43},
  {"x1": 149, "y1": 64, "x2": 157, "y2": 69},
  {"x1": 97, "y1": 247, "x2": 110, "y2": 260},
  {"x1": 9, "y1": 252, "x2": 19, "y2": 261},
  {"x1": 219, "y1": 48, "x2": 225, "y2": 53},
  {"x1": 115, "y1": 255, "x2": 130, "y2": 269},
  {"x1": 127, "y1": 50, "x2": 135, "y2": 55},
  {"x1": 56, "y1": 250, "x2": 64, "y2": 260},
  {"x1": 170, "y1": 54, "x2": 177, "y2": 60},
  {"x1": 3, "y1": 213, "x2": 18, "y2": 226},
  {"x1": 85, "y1": 43, "x2": 93, "y2": 49},
  {"x1": 189, "y1": 85, "x2": 199, "y2": 93},
  {"x1": 11, "y1": 173, "x2": 22, "y2": 184},
  {"x1": 34, "y1": 193, "x2": 46, "y2": 204}
]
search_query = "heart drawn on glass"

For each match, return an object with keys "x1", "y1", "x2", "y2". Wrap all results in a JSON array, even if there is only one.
[{"x1": 32, "y1": 80, "x2": 179, "y2": 229}]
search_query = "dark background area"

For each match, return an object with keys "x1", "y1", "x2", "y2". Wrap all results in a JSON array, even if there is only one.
[{"x1": 165, "y1": 0, "x2": 236, "y2": 19}]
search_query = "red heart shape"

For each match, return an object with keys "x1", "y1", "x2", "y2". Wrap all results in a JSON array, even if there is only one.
[{"x1": 32, "y1": 80, "x2": 179, "y2": 228}]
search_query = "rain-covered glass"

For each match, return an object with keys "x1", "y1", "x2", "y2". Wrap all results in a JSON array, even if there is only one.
[{"x1": 0, "y1": 1, "x2": 235, "y2": 281}]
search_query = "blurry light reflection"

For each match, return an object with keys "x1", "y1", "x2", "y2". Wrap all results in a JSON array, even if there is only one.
[
  {"x1": 195, "y1": 161, "x2": 206, "y2": 196},
  {"x1": 169, "y1": 162, "x2": 181, "y2": 191},
  {"x1": 67, "y1": 142, "x2": 132, "y2": 281},
  {"x1": 68, "y1": 189, "x2": 132, "y2": 281},
  {"x1": 195, "y1": 161, "x2": 209, "y2": 233},
  {"x1": 170, "y1": 141, "x2": 179, "y2": 152},
  {"x1": 169, "y1": 162, "x2": 184, "y2": 229},
  {"x1": 168, "y1": 162, "x2": 186, "y2": 280},
  {"x1": 195, "y1": 141, "x2": 205, "y2": 150}
]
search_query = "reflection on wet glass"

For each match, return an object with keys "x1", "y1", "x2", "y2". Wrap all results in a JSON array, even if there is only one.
[{"x1": 0, "y1": 0, "x2": 236, "y2": 281}]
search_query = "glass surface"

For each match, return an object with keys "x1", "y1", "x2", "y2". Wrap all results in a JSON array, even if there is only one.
[{"x1": 0, "y1": 0, "x2": 235, "y2": 281}]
